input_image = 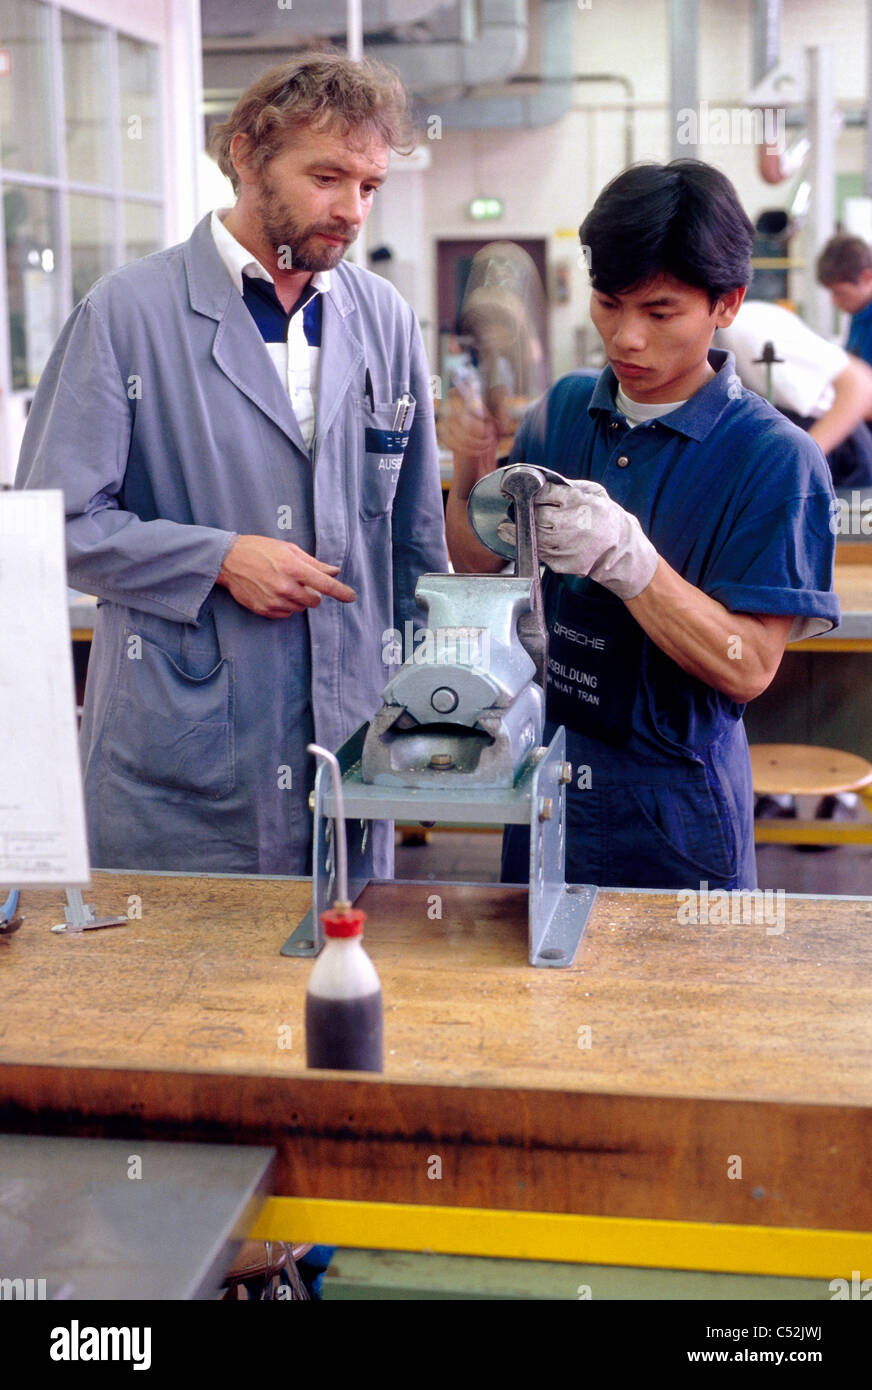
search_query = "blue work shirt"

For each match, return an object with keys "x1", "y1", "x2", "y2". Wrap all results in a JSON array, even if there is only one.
[
  {"x1": 502, "y1": 350, "x2": 839, "y2": 891},
  {"x1": 847, "y1": 300, "x2": 872, "y2": 367}
]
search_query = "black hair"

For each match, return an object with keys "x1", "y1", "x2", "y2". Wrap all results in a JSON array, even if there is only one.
[{"x1": 579, "y1": 160, "x2": 754, "y2": 306}]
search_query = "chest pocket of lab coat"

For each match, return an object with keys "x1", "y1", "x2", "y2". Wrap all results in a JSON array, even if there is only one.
[
  {"x1": 358, "y1": 397, "x2": 415, "y2": 519},
  {"x1": 105, "y1": 630, "x2": 235, "y2": 798}
]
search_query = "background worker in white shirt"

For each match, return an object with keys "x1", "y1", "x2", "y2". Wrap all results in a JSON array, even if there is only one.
[{"x1": 717, "y1": 298, "x2": 872, "y2": 487}]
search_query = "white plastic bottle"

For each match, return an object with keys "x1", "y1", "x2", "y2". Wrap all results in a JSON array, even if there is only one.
[{"x1": 305, "y1": 907, "x2": 383, "y2": 1073}]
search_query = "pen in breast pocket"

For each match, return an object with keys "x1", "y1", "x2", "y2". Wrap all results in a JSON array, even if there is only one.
[
  {"x1": 364, "y1": 368, "x2": 375, "y2": 412},
  {"x1": 392, "y1": 392, "x2": 413, "y2": 432}
]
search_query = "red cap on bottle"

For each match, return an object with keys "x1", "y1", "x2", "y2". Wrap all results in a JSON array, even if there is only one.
[{"x1": 321, "y1": 906, "x2": 367, "y2": 938}]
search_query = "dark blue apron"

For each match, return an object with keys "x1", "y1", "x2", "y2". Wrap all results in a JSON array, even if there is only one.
[{"x1": 544, "y1": 573, "x2": 644, "y2": 746}]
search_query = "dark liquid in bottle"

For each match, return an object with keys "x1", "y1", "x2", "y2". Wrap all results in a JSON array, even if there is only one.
[{"x1": 305, "y1": 989, "x2": 384, "y2": 1073}]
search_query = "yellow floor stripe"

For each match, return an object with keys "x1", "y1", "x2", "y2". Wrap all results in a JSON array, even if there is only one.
[{"x1": 249, "y1": 1198, "x2": 871, "y2": 1278}]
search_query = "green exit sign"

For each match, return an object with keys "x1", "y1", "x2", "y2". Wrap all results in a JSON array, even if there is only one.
[{"x1": 468, "y1": 197, "x2": 504, "y2": 220}]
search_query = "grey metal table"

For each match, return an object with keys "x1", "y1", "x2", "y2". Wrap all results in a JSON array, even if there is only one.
[{"x1": 0, "y1": 1135, "x2": 275, "y2": 1300}]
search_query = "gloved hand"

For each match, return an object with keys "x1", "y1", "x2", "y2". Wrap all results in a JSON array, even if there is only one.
[{"x1": 497, "y1": 479, "x2": 659, "y2": 599}]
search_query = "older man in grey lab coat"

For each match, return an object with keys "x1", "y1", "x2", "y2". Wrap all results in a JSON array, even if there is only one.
[{"x1": 17, "y1": 54, "x2": 448, "y2": 876}]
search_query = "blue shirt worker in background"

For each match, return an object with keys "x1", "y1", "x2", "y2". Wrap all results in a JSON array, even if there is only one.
[
  {"x1": 817, "y1": 234, "x2": 872, "y2": 367},
  {"x1": 17, "y1": 53, "x2": 448, "y2": 879},
  {"x1": 444, "y1": 161, "x2": 838, "y2": 891}
]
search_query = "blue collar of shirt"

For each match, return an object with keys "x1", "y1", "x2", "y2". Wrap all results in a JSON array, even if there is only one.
[
  {"x1": 851, "y1": 300, "x2": 872, "y2": 326},
  {"x1": 588, "y1": 348, "x2": 739, "y2": 442},
  {"x1": 241, "y1": 274, "x2": 322, "y2": 346}
]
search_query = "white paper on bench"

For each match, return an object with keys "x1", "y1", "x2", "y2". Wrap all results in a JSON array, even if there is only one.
[{"x1": 0, "y1": 490, "x2": 89, "y2": 885}]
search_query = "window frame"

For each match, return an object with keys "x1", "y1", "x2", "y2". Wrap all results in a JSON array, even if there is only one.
[{"x1": 0, "y1": 0, "x2": 167, "y2": 467}]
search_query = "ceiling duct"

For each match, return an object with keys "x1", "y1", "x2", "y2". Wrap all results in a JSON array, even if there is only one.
[
  {"x1": 365, "y1": 0, "x2": 529, "y2": 90},
  {"x1": 202, "y1": 0, "x2": 529, "y2": 110},
  {"x1": 200, "y1": 1, "x2": 589, "y2": 139},
  {"x1": 416, "y1": 0, "x2": 575, "y2": 130},
  {"x1": 200, "y1": 0, "x2": 454, "y2": 39}
]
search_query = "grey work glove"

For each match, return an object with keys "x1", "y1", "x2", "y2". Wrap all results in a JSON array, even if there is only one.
[{"x1": 497, "y1": 479, "x2": 659, "y2": 599}]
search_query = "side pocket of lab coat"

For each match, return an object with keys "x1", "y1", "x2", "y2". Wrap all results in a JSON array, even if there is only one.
[
  {"x1": 357, "y1": 398, "x2": 416, "y2": 520},
  {"x1": 104, "y1": 629, "x2": 235, "y2": 798}
]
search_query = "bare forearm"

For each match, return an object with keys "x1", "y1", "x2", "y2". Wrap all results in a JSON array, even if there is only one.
[
  {"x1": 444, "y1": 444, "x2": 505, "y2": 572},
  {"x1": 445, "y1": 487, "x2": 504, "y2": 572},
  {"x1": 809, "y1": 395, "x2": 862, "y2": 454},
  {"x1": 625, "y1": 559, "x2": 789, "y2": 701},
  {"x1": 438, "y1": 385, "x2": 509, "y2": 573},
  {"x1": 809, "y1": 362, "x2": 872, "y2": 453}
]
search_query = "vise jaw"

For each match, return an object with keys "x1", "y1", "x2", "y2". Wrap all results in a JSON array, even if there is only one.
[
  {"x1": 361, "y1": 465, "x2": 554, "y2": 790},
  {"x1": 362, "y1": 573, "x2": 544, "y2": 789}
]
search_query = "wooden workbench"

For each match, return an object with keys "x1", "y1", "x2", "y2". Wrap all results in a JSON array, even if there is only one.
[
  {"x1": 2, "y1": 871, "x2": 871, "y2": 1261},
  {"x1": 790, "y1": 560, "x2": 872, "y2": 650}
]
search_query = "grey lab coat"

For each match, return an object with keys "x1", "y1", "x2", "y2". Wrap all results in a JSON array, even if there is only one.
[{"x1": 17, "y1": 214, "x2": 448, "y2": 875}]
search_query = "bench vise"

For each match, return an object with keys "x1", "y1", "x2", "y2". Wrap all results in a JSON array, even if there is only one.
[{"x1": 283, "y1": 465, "x2": 595, "y2": 968}]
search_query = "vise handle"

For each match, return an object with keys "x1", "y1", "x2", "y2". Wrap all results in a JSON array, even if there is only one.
[{"x1": 497, "y1": 465, "x2": 549, "y2": 693}]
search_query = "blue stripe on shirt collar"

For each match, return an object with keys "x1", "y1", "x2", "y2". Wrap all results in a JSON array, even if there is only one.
[{"x1": 241, "y1": 274, "x2": 322, "y2": 346}]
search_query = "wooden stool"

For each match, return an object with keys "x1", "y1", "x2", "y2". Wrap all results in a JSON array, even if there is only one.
[
  {"x1": 220, "y1": 1239, "x2": 313, "y2": 1300},
  {"x1": 750, "y1": 743, "x2": 872, "y2": 845}
]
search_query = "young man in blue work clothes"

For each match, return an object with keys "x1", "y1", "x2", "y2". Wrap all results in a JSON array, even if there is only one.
[
  {"x1": 817, "y1": 234, "x2": 872, "y2": 368},
  {"x1": 444, "y1": 160, "x2": 838, "y2": 891}
]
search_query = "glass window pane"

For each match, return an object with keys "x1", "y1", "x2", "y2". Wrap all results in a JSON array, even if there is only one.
[
  {"x1": 3, "y1": 183, "x2": 63, "y2": 388},
  {"x1": 123, "y1": 201, "x2": 163, "y2": 264},
  {"x1": 118, "y1": 36, "x2": 161, "y2": 195},
  {"x1": 0, "y1": 0, "x2": 56, "y2": 176},
  {"x1": 62, "y1": 11, "x2": 112, "y2": 187},
  {"x1": 69, "y1": 194, "x2": 114, "y2": 304}
]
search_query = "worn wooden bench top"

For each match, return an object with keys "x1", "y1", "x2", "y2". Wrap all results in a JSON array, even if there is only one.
[{"x1": 2, "y1": 872, "x2": 870, "y2": 1230}]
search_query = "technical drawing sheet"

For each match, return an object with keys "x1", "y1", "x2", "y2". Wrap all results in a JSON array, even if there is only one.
[{"x1": 0, "y1": 490, "x2": 89, "y2": 885}]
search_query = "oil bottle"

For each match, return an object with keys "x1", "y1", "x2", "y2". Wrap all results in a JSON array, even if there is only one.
[
  {"x1": 305, "y1": 904, "x2": 383, "y2": 1072},
  {"x1": 305, "y1": 744, "x2": 383, "y2": 1073}
]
